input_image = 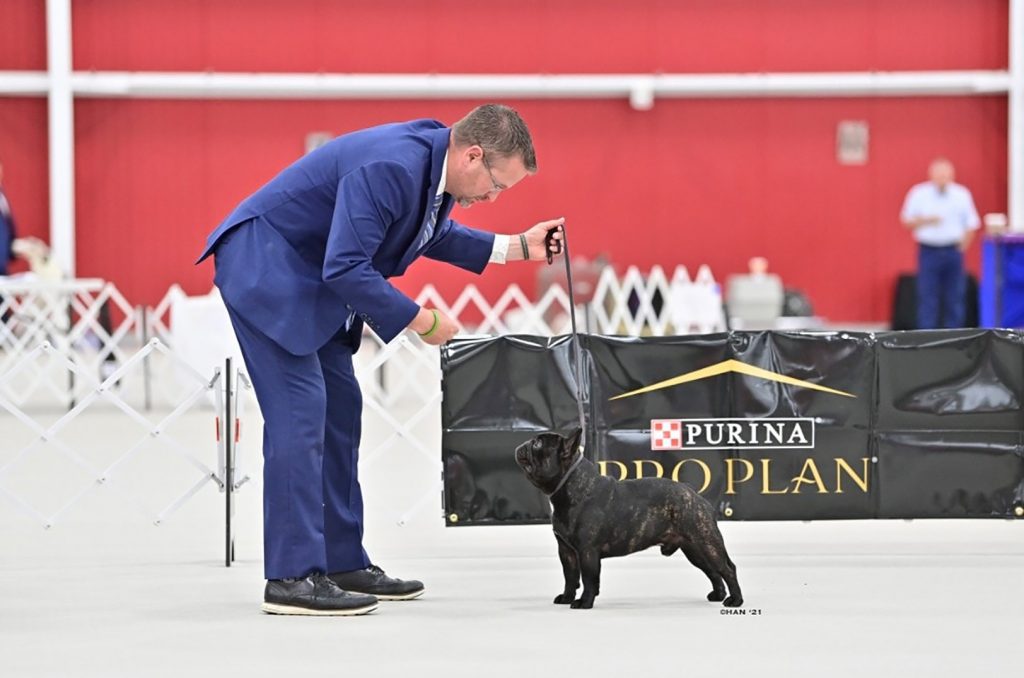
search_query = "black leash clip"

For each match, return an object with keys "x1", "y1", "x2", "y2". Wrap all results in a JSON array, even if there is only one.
[{"x1": 544, "y1": 225, "x2": 564, "y2": 265}]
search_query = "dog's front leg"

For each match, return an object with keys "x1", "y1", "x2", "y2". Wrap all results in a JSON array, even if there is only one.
[
  {"x1": 553, "y1": 536, "x2": 579, "y2": 604},
  {"x1": 570, "y1": 549, "x2": 600, "y2": 609}
]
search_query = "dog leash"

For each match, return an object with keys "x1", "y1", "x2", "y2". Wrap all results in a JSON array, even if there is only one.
[
  {"x1": 545, "y1": 224, "x2": 587, "y2": 450},
  {"x1": 547, "y1": 450, "x2": 584, "y2": 498}
]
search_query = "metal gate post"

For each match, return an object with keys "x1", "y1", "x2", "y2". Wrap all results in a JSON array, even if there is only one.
[{"x1": 224, "y1": 357, "x2": 235, "y2": 567}]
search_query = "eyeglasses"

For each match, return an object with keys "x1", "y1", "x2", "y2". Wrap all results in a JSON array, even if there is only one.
[{"x1": 480, "y1": 152, "x2": 508, "y2": 193}]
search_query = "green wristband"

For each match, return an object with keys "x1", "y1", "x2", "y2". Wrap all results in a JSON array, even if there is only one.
[{"x1": 418, "y1": 309, "x2": 440, "y2": 338}]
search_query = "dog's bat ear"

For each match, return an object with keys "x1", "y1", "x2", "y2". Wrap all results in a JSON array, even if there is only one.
[{"x1": 566, "y1": 427, "x2": 583, "y2": 454}]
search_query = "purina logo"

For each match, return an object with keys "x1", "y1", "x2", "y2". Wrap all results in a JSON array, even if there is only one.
[
  {"x1": 611, "y1": 359, "x2": 856, "y2": 402},
  {"x1": 608, "y1": 359, "x2": 856, "y2": 452},
  {"x1": 651, "y1": 418, "x2": 815, "y2": 451}
]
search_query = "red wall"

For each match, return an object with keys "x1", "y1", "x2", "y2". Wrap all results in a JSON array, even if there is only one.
[
  {"x1": 71, "y1": 0, "x2": 1008, "y2": 73},
  {"x1": 0, "y1": 0, "x2": 48, "y2": 276},
  {"x1": 0, "y1": 99, "x2": 49, "y2": 276},
  {"x1": 0, "y1": 0, "x2": 47, "y2": 70},
  {"x1": 0, "y1": 0, "x2": 1012, "y2": 322}
]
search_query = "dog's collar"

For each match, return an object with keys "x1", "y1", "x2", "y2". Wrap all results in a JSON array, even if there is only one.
[{"x1": 548, "y1": 450, "x2": 585, "y2": 497}]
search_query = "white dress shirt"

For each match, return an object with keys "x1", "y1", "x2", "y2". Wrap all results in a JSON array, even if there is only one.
[{"x1": 900, "y1": 181, "x2": 980, "y2": 246}]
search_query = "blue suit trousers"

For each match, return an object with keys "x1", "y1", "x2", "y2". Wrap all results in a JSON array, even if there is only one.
[{"x1": 224, "y1": 304, "x2": 371, "y2": 580}]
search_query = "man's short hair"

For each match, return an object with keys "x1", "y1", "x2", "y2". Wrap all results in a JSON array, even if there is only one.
[{"x1": 452, "y1": 104, "x2": 537, "y2": 172}]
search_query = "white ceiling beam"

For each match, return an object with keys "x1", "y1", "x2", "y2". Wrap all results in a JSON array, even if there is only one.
[
  {"x1": 61, "y1": 70, "x2": 1011, "y2": 101},
  {"x1": 0, "y1": 71, "x2": 49, "y2": 95}
]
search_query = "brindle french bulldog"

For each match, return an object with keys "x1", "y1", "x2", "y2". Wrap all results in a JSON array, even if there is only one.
[{"x1": 514, "y1": 428, "x2": 743, "y2": 609}]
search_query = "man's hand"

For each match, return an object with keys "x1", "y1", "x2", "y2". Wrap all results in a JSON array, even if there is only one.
[
  {"x1": 409, "y1": 307, "x2": 459, "y2": 345},
  {"x1": 959, "y1": 232, "x2": 975, "y2": 252},
  {"x1": 516, "y1": 218, "x2": 566, "y2": 261},
  {"x1": 904, "y1": 215, "x2": 941, "y2": 229}
]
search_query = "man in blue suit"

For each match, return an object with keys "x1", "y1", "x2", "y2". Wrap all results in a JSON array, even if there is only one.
[{"x1": 198, "y1": 104, "x2": 564, "y2": 616}]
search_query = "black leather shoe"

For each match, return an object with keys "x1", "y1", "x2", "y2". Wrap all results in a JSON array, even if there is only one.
[
  {"x1": 262, "y1": 573, "x2": 378, "y2": 616},
  {"x1": 329, "y1": 564, "x2": 425, "y2": 601}
]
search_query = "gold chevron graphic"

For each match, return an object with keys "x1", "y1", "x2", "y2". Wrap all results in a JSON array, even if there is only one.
[{"x1": 609, "y1": 359, "x2": 856, "y2": 400}]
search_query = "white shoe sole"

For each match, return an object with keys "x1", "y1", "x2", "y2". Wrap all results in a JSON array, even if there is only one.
[
  {"x1": 261, "y1": 601, "x2": 378, "y2": 616},
  {"x1": 375, "y1": 589, "x2": 425, "y2": 601}
]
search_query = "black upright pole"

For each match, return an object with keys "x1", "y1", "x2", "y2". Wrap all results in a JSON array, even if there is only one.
[
  {"x1": 225, "y1": 357, "x2": 234, "y2": 567},
  {"x1": 67, "y1": 300, "x2": 75, "y2": 411}
]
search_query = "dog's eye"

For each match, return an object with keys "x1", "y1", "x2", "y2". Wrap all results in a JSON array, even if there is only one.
[{"x1": 533, "y1": 440, "x2": 541, "y2": 450}]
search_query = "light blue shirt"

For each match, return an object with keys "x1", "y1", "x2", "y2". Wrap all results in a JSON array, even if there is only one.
[{"x1": 900, "y1": 181, "x2": 980, "y2": 247}]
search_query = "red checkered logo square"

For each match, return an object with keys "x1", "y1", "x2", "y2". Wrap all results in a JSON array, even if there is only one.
[{"x1": 651, "y1": 419, "x2": 682, "y2": 450}]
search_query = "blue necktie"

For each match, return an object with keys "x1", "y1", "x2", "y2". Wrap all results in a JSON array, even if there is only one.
[{"x1": 418, "y1": 192, "x2": 444, "y2": 251}]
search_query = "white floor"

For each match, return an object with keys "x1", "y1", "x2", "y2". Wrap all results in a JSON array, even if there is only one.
[
  {"x1": 4, "y1": 492, "x2": 1022, "y2": 676},
  {"x1": 2, "y1": 375, "x2": 1022, "y2": 676}
]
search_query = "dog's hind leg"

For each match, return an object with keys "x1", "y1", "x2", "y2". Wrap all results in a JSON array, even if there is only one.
[
  {"x1": 698, "y1": 533, "x2": 743, "y2": 607},
  {"x1": 680, "y1": 544, "x2": 727, "y2": 602}
]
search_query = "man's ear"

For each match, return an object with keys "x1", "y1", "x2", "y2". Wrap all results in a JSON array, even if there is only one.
[
  {"x1": 461, "y1": 144, "x2": 484, "y2": 165},
  {"x1": 563, "y1": 427, "x2": 583, "y2": 457}
]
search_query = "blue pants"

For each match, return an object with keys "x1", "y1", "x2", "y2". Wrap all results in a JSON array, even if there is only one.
[
  {"x1": 224, "y1": 304, "x2": 370, "y2": 580},
  {"x1": 917, "y1": 244, "x2": 966, "y2": 329}
]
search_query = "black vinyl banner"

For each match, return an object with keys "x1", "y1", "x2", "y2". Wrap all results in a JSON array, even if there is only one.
[{"x1": 440, "y1": 330, "x2": 1024, "y2": 525}]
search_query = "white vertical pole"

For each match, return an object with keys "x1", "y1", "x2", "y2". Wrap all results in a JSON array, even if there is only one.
[
  {"x1": 46, "y1": 0, "x2": 76, "y2": 276},
  {"x1": 1011, "y1": 0, "x2": 1024, "y2": 231}
]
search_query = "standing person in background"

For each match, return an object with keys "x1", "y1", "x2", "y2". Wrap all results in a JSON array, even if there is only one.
[
  {"x1": 0, "y1": 161, "x2": 18, "y2": 276},
  {"x1": 0, "y1": 161, "x2": 49, "y2": 276},
  {"x1": 900, "y1": 158, "x2": 980, "y2": 329},
  {"x1": 197, "y1": 104, "x2": 564, "y2": 616}
]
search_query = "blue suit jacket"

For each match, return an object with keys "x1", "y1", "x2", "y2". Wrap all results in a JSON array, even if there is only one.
[{"x1": 197, "y1": 120, "x2": 494, "y2": 355}]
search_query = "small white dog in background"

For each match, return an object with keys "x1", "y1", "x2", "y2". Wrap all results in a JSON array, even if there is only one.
[
  {"x1": 5, "y1": 236, "x2": 121, "y2": 383},
  {"x1": 11, "y1": 236, "x2": 61, "y2": 281}
]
